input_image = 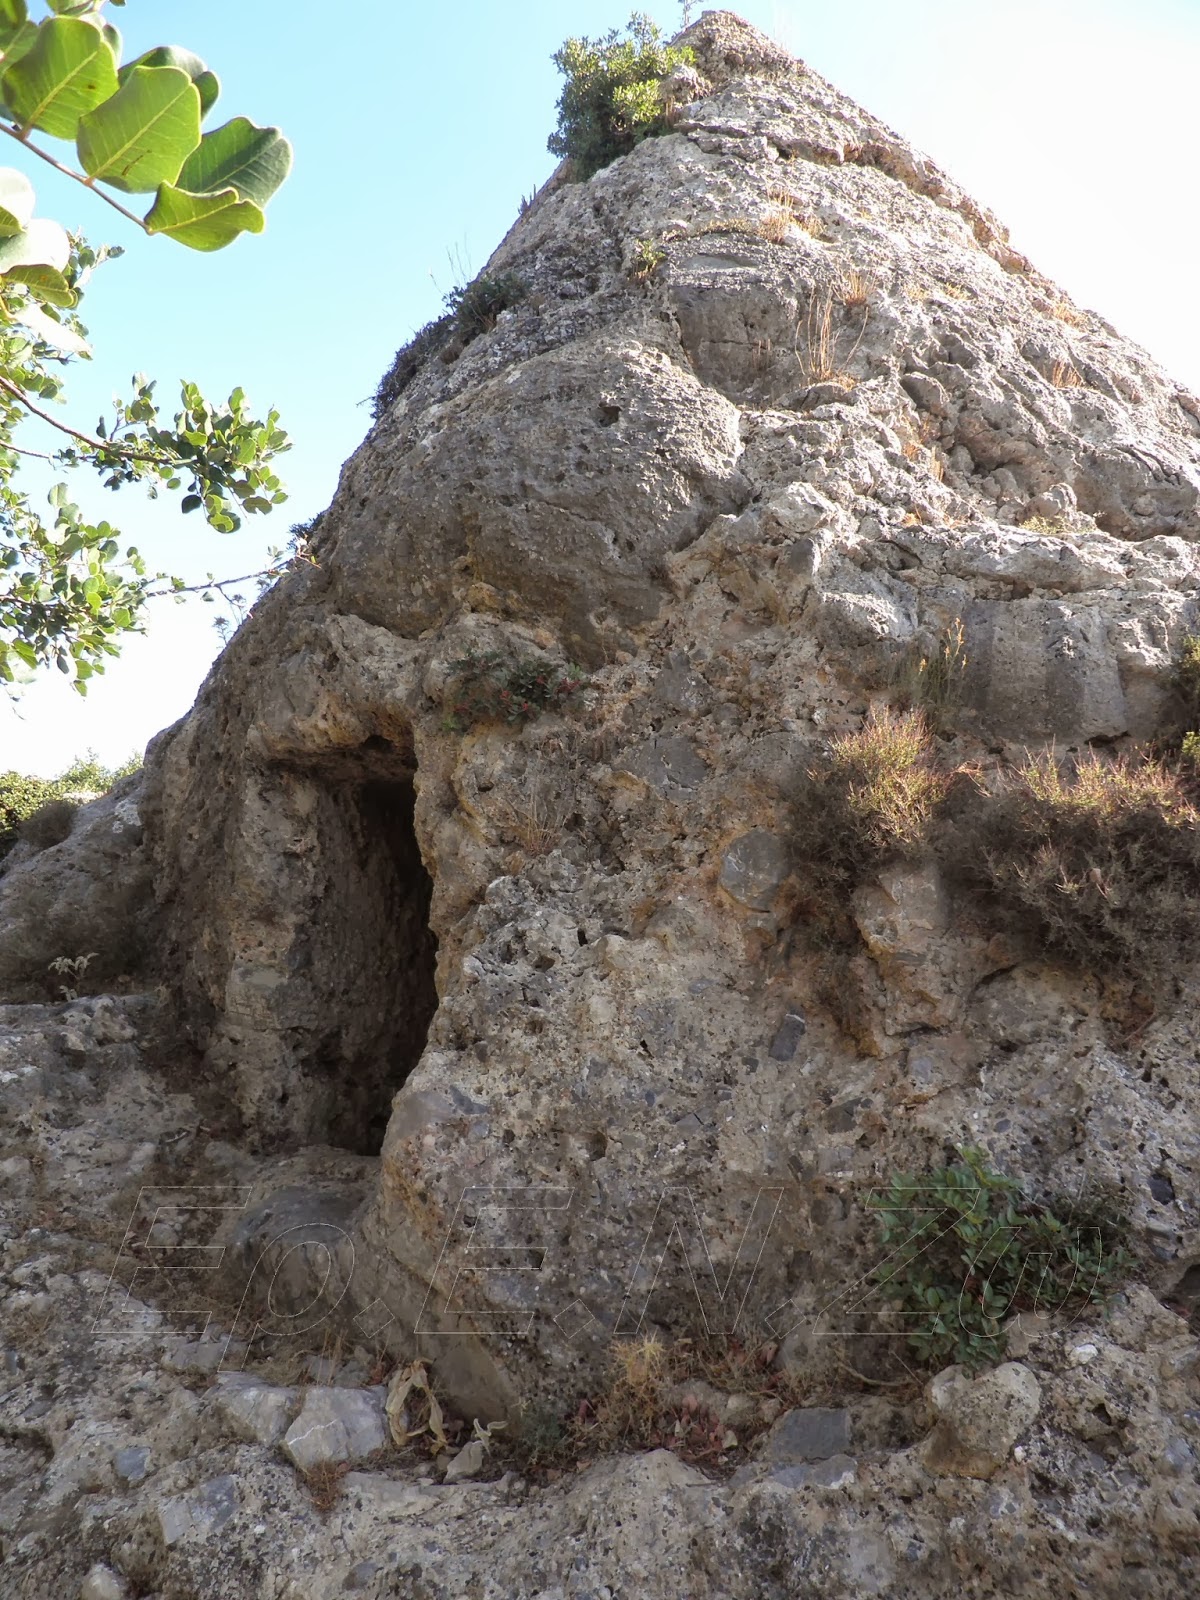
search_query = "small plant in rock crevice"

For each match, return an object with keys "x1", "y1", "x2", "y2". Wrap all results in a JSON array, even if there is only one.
[
  {"x1": 790, "y1": 707, "x2": 954, "y2": 932},
  {"x1": 371, "y1": 271, "x2": 527, "y2": 418},
  {"x1": 895, "y1": 617, "x2": 968, "y2": 730},
  {"x1": 629, "y1": 236, "x2": 667, "y2": 282},
  {"x1": 443, "y1": 271, "x2": 527, "y2": 342},
  {"x1": 1170, "y1": 630, "x2": 1200, "y2": 739},
  {"x1": 442, "y1": 650, "x2": 589, "y2": 732},
  {"x1": 548, "y1": 14, "x2": 697, "y2": 181},
  {"x1": 869, "y1": 1146, "x2": 1129, "y2": 1372},
  {"x1": 47, "y1": 952, "x2": 97, "y2": 1002}
]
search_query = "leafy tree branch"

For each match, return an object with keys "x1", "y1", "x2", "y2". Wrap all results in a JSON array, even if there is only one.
[{"x1": 0, "y1": 0, "x2": 295, "y2": 693}]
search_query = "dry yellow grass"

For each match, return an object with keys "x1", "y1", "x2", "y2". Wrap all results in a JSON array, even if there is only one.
[
  {"x1": 839, "y1": 267, "x2": 876, "y2": 307},
  {"x1": 1050, "y1": 360, "x2": 1083, "y2": 389},
  {"x1": 796, "y1": 286, "x2": 867, "y2": 386},
  {"x1": 751, "y1": 335, "x2": 774, "y2": 371},
  {"x1": 1043, "y1": 295, "x2": 1086, "y2": 328},
  {"x1": 898, "y1": 415, "x2": 944, "y2": 479},
  {"x1": 757, "y1": 205, "x2": 795, "y2": 243}
]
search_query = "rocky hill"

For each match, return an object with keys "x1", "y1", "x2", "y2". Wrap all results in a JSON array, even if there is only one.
[{"x1": 1, "y1": 12, "x2": 1197, "y2": 1597}]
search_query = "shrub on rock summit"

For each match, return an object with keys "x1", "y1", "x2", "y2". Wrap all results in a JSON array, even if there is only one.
[{"x1": 549, "y1": 13, "x2": 695, "y2": 180}]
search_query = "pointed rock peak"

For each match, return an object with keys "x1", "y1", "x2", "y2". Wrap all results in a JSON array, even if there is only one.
[{"x1": 675, "y1": 9, "x2": 798, "y2": 81}]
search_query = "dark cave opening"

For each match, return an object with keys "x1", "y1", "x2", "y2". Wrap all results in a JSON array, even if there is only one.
[{"x1": 276, "y1": 744, "x2": 439, "y2": 1156}]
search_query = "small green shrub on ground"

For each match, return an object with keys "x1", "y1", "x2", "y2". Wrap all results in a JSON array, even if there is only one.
[
  {"x1": 870, "y1": 1147, "x2": 1129, "y2": 1372},
  {"x1": 947, "y1": 750, "x2": 1200, "y2": 986},
  {"x1": 549, "y1": 14, "x2": 696, "y2": 181},
  {"x1": 20, "y1": 799, "x2": 77, "y2": 851},
  {"x1": 443, "y1": 650, "x2": 589, "y2": 732}
]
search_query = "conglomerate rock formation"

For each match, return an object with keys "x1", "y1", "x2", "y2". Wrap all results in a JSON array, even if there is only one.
[{"x1": 2, "y1": 12, "x2": 1198, "y2": 1597}]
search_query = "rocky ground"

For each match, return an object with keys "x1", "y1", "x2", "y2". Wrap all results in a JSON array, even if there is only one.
[{"x1": 3, "y1": 10, "x2": 1199, "y2": 1596}]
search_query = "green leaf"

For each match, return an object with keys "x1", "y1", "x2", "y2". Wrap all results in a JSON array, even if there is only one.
[
  {"x1": 143, "y1": 182, "x2": 264, "y2": 251},
  {"x1": 119, "y1": 45, "x2": 218, "y2": 118},
  {"x1": 12, "y1": 296, "x2": 88, "y2": 351},
  {"x1": 0, "y1": 164, "x2": 33, "y2": 235},
  {"x1": 0, "y1": 215, "x2": 75, "y2": 303},
  {"x1": 0, "y1": 0, "x2": 27, "y2": 52},
  {"x1": 175, "y1": 115, "x2": 291, "y2": 207},
  {"x1": 1, "y1": 15, "x2": 117, "y2": 139},
  {"x1": 77, "y1": 65, "x2": 201, "y2": 192}
]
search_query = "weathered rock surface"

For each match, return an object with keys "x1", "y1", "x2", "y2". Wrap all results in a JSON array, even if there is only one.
[
  {"x1": 2, "y1": 10, "x2": 1200, "y2": 1597},
  {"x1": 0, "y1": 775, "x2": 150, "y2": 1001}
]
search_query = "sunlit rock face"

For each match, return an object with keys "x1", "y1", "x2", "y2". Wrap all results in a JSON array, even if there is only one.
[{"x1": 2, "y1": 13, "x2": 1199, "y2": 1599}]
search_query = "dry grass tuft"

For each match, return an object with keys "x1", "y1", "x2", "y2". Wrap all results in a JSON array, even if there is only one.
[
  {"x1": 896, "y1": 618, "x2": 968, "y2": 729},
  {"x1": 508, "y1": 1334, "x2": 810, "y2": 1479},
  {"x1": 1019, "y1": 513, "x2": 1069, "y2": 536},
  {"x1": 757, "y1": 204, "x2": 795, "y2": 244},
  {"x1": 796, "y1": 286, "x2": 867, "y2": 387},
  {"x1": 791, "y1": 709, "x2": 954, "y2": 923},
  {"x1": 1050, "y1": 359, "x2": 1083, "y2": 389},
  {"x1": 945, "y1": 750, "x2": 1200, "y2": 985},
  {"x1": 1042, "y1": 295, "x2": 1086, "y2": 328},
  {"x1": 839, "y1": 267, "x2": 876, "y2": 307},
  {"x1": 303, "y1": 1460, "x2": 351, "y2": 1513}
]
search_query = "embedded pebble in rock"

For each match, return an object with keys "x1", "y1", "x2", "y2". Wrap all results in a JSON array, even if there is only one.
[
  {"x1": 719, "y1": 829, "x2": 791, "y2": 909},
  {"x1": 208, "y1": 1374, "x2": 300, "y2": 1448},
  {"x1": 924, "y1": 1363, "x2": 1043, "y2": 1479},
  {"x1": 154, "y1": 1475, "x2": 240, "y2": 1548},
  {"x1": 1, "y1": 10, "x2": 1200, "y2": 1599},
  {"x1": 280, "y1": 1387, "x2": 389, "y2": 1472},
  {"x1": 79, "y1": 1567, "x2": 131, "y2": 1600},
  {"x1": 762, "y1": 1406, "x2": 853, "y2": 1463}
]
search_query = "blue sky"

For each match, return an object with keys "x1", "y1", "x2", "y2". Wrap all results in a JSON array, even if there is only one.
[{"x1": 3, "y1": 0, "x2": 1200, "y2": 774}]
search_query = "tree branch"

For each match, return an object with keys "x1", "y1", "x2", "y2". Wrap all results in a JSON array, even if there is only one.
[
  {"x1": 0, "y1": 372, "x2": 169, "y2": 465},
  {"x1": 0, "y1": 121, "x2": 148, "y2": 232},
  {"x1": 143, "y1": 569, "x2": 284, "y2": 600},
  {"x1": 0, "y1": 440, "x2": 55, "y2": 461}
]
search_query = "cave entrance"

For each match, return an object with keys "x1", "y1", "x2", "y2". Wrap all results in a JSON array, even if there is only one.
[{"x1": 277, "y1": 737, "x2": 439, "y2": 1155}]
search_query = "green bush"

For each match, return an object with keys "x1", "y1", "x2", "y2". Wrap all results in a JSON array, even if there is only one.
[
  {"x1": 0, "y1": 750, "x2": 140, "y2": 860},
  {"x1": 870, "y1": 1147, "x2": 1129, "y2": 1371},
  {"x1": 443, "y1": 650, "x2": 589, "y2": 732},
  {"x1": 548, "y1": 13, "x2": 695, "y2": 181},
  {"x1": 444, "y1": 272, "x2": 527, "y2": 342}
]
